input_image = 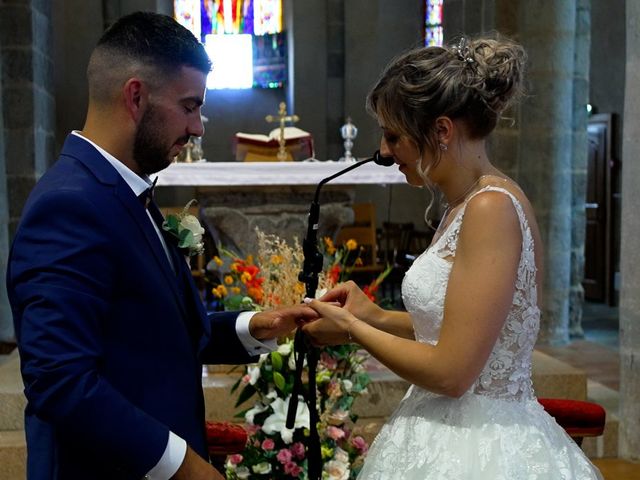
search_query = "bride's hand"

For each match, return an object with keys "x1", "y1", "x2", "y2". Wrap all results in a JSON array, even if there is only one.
[
  {"x1": 301, "y1": 298, "x2": 358, "y2": 347},
  {"x1": 318, "y1": 280, "x2": 382, "y2": 325}
]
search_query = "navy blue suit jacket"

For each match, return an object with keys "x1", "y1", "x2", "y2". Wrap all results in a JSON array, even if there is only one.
[{"x1": 6, "y1": 134, "x2": 255, "y2": 479}]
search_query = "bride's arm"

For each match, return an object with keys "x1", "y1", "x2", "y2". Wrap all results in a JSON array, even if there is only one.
[{"x1": 303, "y1": 192, "x2": 522, "y2": 397}]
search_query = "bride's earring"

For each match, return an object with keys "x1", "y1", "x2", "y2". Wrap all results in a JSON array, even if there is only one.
[{"x1": 439, "y1": 143, "x2": 448, "y2": 151}]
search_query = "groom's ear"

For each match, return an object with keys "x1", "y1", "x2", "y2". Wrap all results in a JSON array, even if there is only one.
[{"x1": 122, "y1": 78, "x2": 148, "y2": 124}]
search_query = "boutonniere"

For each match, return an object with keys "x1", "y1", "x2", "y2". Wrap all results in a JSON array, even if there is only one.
[{"x1": 162, "y1": 199, "x2": 205, "y2": 256}]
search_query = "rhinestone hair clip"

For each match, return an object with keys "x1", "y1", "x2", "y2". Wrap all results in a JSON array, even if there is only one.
[{"x1": 451, "y1": 38, "x2": 474, "y2": 64}]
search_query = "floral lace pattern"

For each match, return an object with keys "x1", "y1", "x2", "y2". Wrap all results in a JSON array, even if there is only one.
[{"x1": 357, "y1": 187, "x2": 603, "y2": 479}]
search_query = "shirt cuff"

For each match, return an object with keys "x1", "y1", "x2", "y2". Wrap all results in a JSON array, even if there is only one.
[
  {"x1": 235, "y1": 311, "x2": 278, "y2": 355},
  {"x1": 145, "y1": 431, "x2": 186, "y2": 480}
]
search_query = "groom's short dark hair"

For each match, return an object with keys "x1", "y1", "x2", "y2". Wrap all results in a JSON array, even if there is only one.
[{"x1": 87, "y1": 11, "x2": 212, "y2": 103}]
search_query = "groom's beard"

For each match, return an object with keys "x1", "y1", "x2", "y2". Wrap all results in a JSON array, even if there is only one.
[{"x1": 133, "y1": 104, "x2": 187, "y2": 175}]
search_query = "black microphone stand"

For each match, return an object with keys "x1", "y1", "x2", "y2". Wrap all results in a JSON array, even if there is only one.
[{"x1": 286, "y1": 152, "x2": 394, "y2": 480}]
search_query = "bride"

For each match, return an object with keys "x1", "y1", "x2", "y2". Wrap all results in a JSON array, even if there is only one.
[{"x1": 302, "y1": 35, "x2": 603, "y2": 479}]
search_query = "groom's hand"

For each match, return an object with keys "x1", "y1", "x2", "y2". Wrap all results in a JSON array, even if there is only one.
[{"x1": 249, "y1": 304, "x2": 318, "y2": 340}]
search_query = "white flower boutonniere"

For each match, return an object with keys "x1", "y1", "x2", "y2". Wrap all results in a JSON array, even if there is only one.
[{"x1": 162, "y1": 199, "x2": 205, "y2": 256}]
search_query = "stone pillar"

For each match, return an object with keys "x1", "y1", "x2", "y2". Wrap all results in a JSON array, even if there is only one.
[
  {"x1": 517, "y1": 0, "x2": 576, "y2": 345},
  {"x1": 0, "y1": 33, "x2": 10, "y2": 342},
  {"x1": 619, "y1": 0, "x2": 640, "y2": 462},
  {"x1": 0, "y1": 1, "x2": 56, "y2": 341},
  {"x1": 325, "y1": 0, "x2": 345, "y2": 161},
  {"x1": 568, "y1": 0, "x2": 591, "y2": 337}
]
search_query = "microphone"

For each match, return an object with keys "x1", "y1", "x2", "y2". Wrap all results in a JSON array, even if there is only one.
[
  {"x1": 371, "y1": 150, "x2": 395, "y2": 166},
  {"x1": 286, "y1": 150, "x2": 394, "y2": 480}
]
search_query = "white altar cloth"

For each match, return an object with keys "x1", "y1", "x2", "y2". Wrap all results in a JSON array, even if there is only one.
[{"x1": 155, "y1": 160, "x2": 406, "y2": 187}]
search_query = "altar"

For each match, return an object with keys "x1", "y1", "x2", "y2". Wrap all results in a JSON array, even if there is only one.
[
  {"x1": 155, "y1": 159, "x2": 405, "y2": 187},
  {"x1": 155, "y1": 160, "x2": 405, "y2": 256}
]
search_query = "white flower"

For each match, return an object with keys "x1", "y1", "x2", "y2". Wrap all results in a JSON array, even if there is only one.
[
  {"x1": 161, "y1": 199, "x2": 205, "y2": 256},
  {"x1": 333, "y1": 446, "x2": 350, "y2": 464},
  {"x1": 247, "y1": 365, "x2": 260, "y2": 385},
  {"x1": 288, "y1": 351, "x2": 307, "y2": 371},
  {"x1": 262, "y1": 395, "x2": 310, "y2": 444},
  {"x1": 252, "y1": 462, "x2": 272, "y2": 475},
  {"x1": 180, "y1": 214, "x2": 205, "y2": 242},
  {"x1": 277, "y1": 342, "x2": 292, "y2": 356},
  {"x1": 245, "y1": 402, "x2": 269, "y2": 425},
  {"x1": 315, "y1": 288, "x2": 327, "y2": 298},
  {"x1": 235, "y1": 466, "x2": 251, "y2": 479},
  {"x1": 324, "y1": 459, "x2": 350, "y2": 480},
  {"x1": 342, "y1": 379, "x2": 353, "y2": 393}
]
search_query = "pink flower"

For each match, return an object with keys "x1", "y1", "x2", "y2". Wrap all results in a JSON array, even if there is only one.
[
  {"x1": 245, "y1": 424, "x2": 261, "y2": 435},
  {"x1": 351, "y1": 435, "x2": 368, "y2": 454},
  {"x1": 241, "y1": 374, "x2": 251, "y2": 384},
  {"x1": 284, "y1": 461, "x2": 303, "y2": 477},
  {"x1": 261, "y1": 438, "x2": 275, "y2": 451},
  {"x1": 228, "y1": 454, "x2": 243, "y2": 465},
  {"x1": 277, "y1": 448, "x2": 293, "y2": 464},
  {"x1": 320, "y1": 351, "x2": 337, "y2": 370},
  {"x1": 327, "y1": 426, "x2": 346, "y2": 440},
  {"x1": 290, "y1": 442, "x2": 305, "y2": 459}
]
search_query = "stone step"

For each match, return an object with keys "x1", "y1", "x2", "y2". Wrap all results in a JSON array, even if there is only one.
[{"x1": 582, "y1": 379, "x2": 620, "y2": 459}]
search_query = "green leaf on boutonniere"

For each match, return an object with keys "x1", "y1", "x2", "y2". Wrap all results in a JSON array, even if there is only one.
[
  {"x1": 178, "y1": 229, "x2": 193, "y2": 248},
  {"x1": 164, "y1": 215, "x2": 179, "y2": 232}
]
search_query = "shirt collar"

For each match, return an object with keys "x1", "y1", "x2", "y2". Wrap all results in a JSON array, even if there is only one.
[{"x1": 71, "y1": 131, "x2": 155, "y2": 196}]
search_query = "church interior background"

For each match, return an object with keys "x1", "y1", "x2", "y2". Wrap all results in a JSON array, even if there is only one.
[{"x1": 1, "y1": 0, "x2": 639, "y2": 476}]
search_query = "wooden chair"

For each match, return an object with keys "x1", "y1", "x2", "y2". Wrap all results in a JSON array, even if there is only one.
[{"x1": 336, "y1": 203, "x2": 384, "y2": 276}]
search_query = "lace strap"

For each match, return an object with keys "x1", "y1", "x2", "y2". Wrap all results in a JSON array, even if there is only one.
[{"x1": 433, "y1": 186, "x2": 534, "y2": 259}]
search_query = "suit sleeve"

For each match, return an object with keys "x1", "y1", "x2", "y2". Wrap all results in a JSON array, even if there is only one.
[{"x1": 7, "y1": 190, "x2": 169, "y2": 477}]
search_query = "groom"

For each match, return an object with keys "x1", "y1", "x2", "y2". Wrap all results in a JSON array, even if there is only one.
[{"x1": 6, "y1": 11, "x2": 316, "y2": 480}]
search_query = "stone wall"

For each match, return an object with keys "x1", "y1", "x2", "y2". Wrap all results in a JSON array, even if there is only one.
[{"x1": 0, "y1": 1, "x2": 56, "y2": 341}]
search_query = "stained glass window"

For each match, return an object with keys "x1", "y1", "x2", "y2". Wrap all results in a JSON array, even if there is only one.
[
  {"x1": 425, "y1": 0, "x2": 443, "y2": 47},
  {"x1": 175, "y1": 0, "x2": 285, "y2": 89}
]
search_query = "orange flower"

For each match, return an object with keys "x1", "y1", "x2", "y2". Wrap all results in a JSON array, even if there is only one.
[
  {"x1": 247, "y1": 286, "x2": 263, "y2": 303},
  {"x1": 345, "y1": 239, "x2": 358, "y2": 251},
  {"x1": 240, "y1": 271, "x2": 252, "y2": 284},
  {"x1": 224, "y1": 275, "x2": 234, "y2": 285},
  {"x1": 213, "y1": 256, "x2": 223, "y2": 266},
  {"x1": 324, "y1": 237, "x2": 336, "y2": 256},
  {"x1": 231, "y1": 287, "x2": 241, "y2": 294},
  {"x1": 212, "y1": 285, "x2": 228, "y2": 298}
]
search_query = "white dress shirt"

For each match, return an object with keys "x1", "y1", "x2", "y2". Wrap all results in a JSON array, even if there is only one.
[{"x1": 71, "y1": 132, "x2": 276, "y2": 478}]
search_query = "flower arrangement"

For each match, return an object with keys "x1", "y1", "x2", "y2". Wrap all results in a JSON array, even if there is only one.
[
  {"x1": 226, "y1": 339, "x2": 371, "y2": 480},
  {"x1": 206, "y1": 229, "x2": 390, "y2": 479},
  {"x1": 162, "y1": 199, "x2": 205, "y2": 256},
  {"x1": 209, "y1": 252, "x2": 266, "y2": 311}
]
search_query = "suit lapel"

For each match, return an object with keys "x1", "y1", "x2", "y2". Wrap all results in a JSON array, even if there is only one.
[
  {"x1": 61, "y1": 134, "x2": 190, "y2": 319},
  {"x1": 114, "y1": 180, "x2": 190, "y2": 318}
]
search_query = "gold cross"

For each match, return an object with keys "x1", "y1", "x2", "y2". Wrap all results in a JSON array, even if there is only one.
[{"x1": 265, "y1": 102, "x2": 300, "y2": 161}]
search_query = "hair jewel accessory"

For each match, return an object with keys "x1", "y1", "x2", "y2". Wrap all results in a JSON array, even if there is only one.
[{"x1": 451, "y1": 38, "x2": 474, "y2": 64}]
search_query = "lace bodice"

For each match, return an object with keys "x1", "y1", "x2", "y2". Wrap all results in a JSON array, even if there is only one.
[{"x1": 401, "y1": 186, "x2": 539, "y2": 400}]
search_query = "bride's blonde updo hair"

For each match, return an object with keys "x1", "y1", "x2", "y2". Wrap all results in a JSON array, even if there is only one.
[{"x1": 366, "y1": 34, "x2": 527, "y2": 156}]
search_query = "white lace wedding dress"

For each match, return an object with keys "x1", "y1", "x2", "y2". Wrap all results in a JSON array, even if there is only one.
[{"x1": 358, "y1": 186, "x2": 603, "y2": 480}]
